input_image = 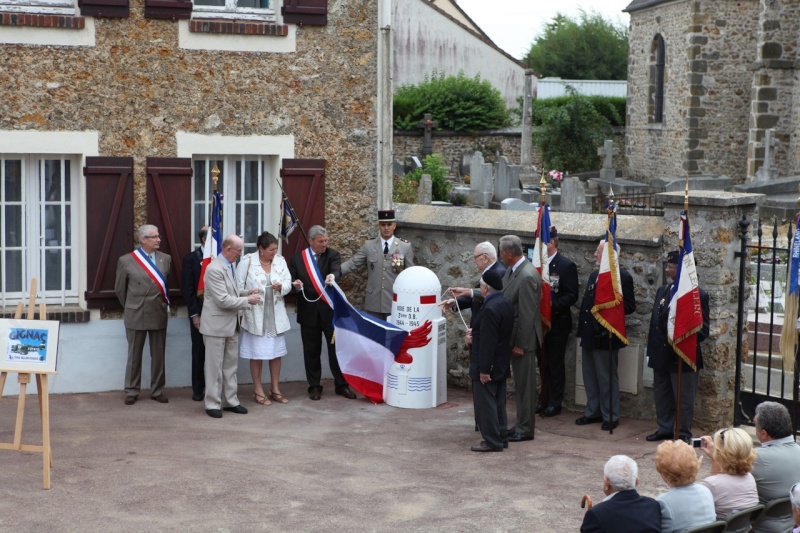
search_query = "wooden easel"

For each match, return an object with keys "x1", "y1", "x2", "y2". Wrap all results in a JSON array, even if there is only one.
[{"x1": 0, "y1": 279, "x2": 55, "y2": 489}]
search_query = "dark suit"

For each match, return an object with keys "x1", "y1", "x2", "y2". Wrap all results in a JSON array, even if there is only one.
[
  {"x1": 289, "y1": 247, "x2": 348, "y2": 393},
  {"x1": 115, "y1": 249, "x2": 171, "y2": 399},
  {"x1": 455, "y1": 261, "x2": 507, "y2": 328},
  {"x1": 580, "y1": 489, "x2": 661, "y2": 533},
  {"x1": 647, "y1": 283, "x2": 709, "y2": 438},
  {"x1": 577, "y1": 268, "x2": 635, "y2": 422},
  {"x1": 470, "y1": 291, "x2": 514, "y2": 450},
  {"x1": 182, "y1": 247, "x2": 205, "y2": 398},
  {"x1": 502, "y1": 258, "x2": 542, "y2": 437},
  {"x1": 541, "y1": 251, "x2": 579, "y2": 410}
]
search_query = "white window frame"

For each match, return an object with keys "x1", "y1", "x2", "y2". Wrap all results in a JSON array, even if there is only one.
[
  {"x1": 0, "y1": 154, "x2": 79, "y2": 307},
  {"x1": 191, "y1": 0, "x2": 275, "y2": 21},
  {"x1": 0, "y1": 0, "x2": 75, "y2": 15}
]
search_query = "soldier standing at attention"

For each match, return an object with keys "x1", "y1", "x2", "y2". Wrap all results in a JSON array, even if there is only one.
[{"x1": 341, "y1": 209, "x2": 414, "y2": 321}]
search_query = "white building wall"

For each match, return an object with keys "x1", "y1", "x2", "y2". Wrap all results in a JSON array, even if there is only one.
[
  {"x1": 393, "y1": 0, "x2": 528, "y2": 108},
  {"x1": 537, "y1": 78, "x2": 628, "y2": 99}
]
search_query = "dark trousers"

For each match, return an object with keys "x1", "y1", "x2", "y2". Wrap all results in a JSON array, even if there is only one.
[
  {"x1": 300, "y1": 323, "x2": 347, "y2": 392},
  {"x1": 189, "y1": 318, "x2": 206, "y2": 397},
  {"x1": 472, "y1": 378, "x2": 508, "y2": 450},
  {"x1": 653, "y1": 368, "x2": 698, "y2": 439},
  {"x1": 542, "y1": 315, "x2": 570, "y2": 409}
]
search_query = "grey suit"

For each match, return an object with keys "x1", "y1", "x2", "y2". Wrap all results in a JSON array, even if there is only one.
[
  {"x1": 199, "y1": 256, "x2": 252, "y2": 410},
  {"x1": 656, "y1": 483, "x2": 716, "y2": 533},
  {"x1": 752, "y1": 437, "x2": 800, "y2": 533},
  {"x1": 341, "y1": 237, "x2": 413, "y2": 317},
  {"x1": 502, "y1": 258, "x2": 542, "y2": 437},
  {"x1": 115, "y1": 249, "x2": 171, "y2": 398}
]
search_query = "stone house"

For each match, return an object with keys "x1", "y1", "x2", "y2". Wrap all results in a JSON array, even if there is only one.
[
  {"x1": 0, "y1": 0, "x2": 388, "y2": 393},
  {"x1": 624, "y1": 0, "x2": 798, "y2": 183}
]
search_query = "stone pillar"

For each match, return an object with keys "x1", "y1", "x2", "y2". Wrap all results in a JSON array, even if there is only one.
[
  {"x1": 658, "y1": 191, "x2": 763, "y2": 433},
  {"x1": 519, "y1": 69, "x2": 535, "y2": 187}
]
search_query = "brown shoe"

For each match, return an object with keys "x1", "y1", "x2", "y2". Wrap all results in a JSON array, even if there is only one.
[
  {"x1": 336, "y1": 387, "x2": 356, "y2": 399},
  {"x1": 309, "y1": 389, "x2": 322, "y2": 401},
  {"x1": 151, "y1": 394, "x2": 169, "y2": 404},
  {"x1": 124, "y1": 396, "x2": 137, "y2": 405}
]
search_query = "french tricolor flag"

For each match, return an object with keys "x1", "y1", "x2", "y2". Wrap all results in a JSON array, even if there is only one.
[
  {"x1": 198, "y1": 190, "x2": 222, "y2": 297},
  {"x1": 532, "y1": 203, "x2": 552, "y2": 333},
  {"x1": 667, "y1": 212, "x2": 702, "y2": 370},
  {"x1": 328, "y1": 282, "x2": 409, "y2": 404},
  {"x1": 591, "y1": 201, "x2": 627, "y2": 345}
]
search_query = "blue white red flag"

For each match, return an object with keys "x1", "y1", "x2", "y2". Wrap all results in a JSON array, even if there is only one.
[
  {"x1": 198, "y1": 190, "x2": 222, "y2": 297},
  {"x1": 591, "y1": 201, "x2": 627, "y2": 344},
  {"x1": 667, "y1": 212, "x2": 702, "y2": 369},
  {"x1": 280, "y1": 196, "x2": 298, "y2": 244},
  {"x1": 532, "y1": 204, "x2": 552, "y2": 333},
  {"x1": 327, "y1": 282, "x2": 420, "y2": 403}
]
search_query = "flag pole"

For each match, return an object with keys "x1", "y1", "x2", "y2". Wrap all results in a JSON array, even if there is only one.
[
  {"x1": 607, "y1": 187, "x2": 615, "y2": 435},
  {"x1": 539, "y1": 170, "x2": 549, "y2": 414},
  {"x1": 674, "y1": 176, "x2": 690, "y2": 440},
  {"x1": 275, "y1": 178, "x2": 310, "y2": 244}
]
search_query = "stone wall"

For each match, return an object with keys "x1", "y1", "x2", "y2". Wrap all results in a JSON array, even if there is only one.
[{"x1": 0, "y1": 0, "x2": 380, "y2": 259}]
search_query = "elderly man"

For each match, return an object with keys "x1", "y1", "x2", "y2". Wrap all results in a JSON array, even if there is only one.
[
  {"x1": 752, "y1": 401, "x2": 800, "y2": 533},
  {"x1": 289, "y1": 225, "x2": 357, "y2": 401},
  {"x1": 499, "y1": 234, "x2": 542, "y2": 443},
  {"x1": 540, "y1": 226, "x2": 579, "y2": 417},
  {"x1": 341, "y1": 209, "x2": 413, "y2": 320},
  {"x1": 199, "y1": 234, "x2": 261, "y2": 418},
  {"x1": 182, "y1": 226, "x2": 207, "y2": 402},
  {"x1": 646, "y1": 250, "x2": 710, "y2": 442},
  {"x1": 466, "y1": 269, "x2": 513, "y2": 452},
  {"x1": 115, "y1": 224, "x2": 172, "y2": 405},
  {"x1": 444, "y1": 241, "x2": 506, "y2": 322},
  {"x1": 575, "y1": 239, "x2": 635, "y2": 430},
  {"x1": 580, "y1": 455, "x2": 661, "y2": 533}
]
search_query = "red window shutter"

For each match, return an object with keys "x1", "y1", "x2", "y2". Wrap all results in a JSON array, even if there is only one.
[
  {"x1": 83, "y1": 157, "x2": 134, "y2": 310},
  {"x1": 279, "y1": 158, "x2": 326, "y2": 258},
  {"x1": 146, "y1": 157, "x2": 193, "y2": 305},
  {"x1": 281, "y1": 0, "x2": 327, "y2": 26},
  {"x1": 78, "y1": 0, "x2": 129, "y2": 18},
  {"x1": 144, "y1": 0, "x2": 192, "y2": 20}
]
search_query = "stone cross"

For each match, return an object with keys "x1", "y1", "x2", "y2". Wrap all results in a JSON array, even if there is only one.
[
  {"x1": 598, "y1": 139, "x2": 619, "y2": 181},
  {"x1": 755, "y1": 129, "x2": 779, "y2": 182},
  {"x1": 417, "y1": 113, "x2": 438, "y2": 157}
]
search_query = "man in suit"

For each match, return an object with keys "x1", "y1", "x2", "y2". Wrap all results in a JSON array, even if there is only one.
[
  {"x1": 466, "y1": 269, "x2": 514, "y2": 452},
  {"x1": 540, "y1": 226, "x2": 580, "y2": 417},
  {"x1": 115, "y1": 224, "x2": 172, "y2": 405},
  {"x1": 199, "y1": 234, "x2": 261, "y2": 418},
  {"x1": 646, "y1": 250, "x2": 710, "y2": 442},
  {"x1": 341, "y1": 209, "x2": 414, "y2": 320},
  {"x1": 181, "y1": 226, "x2": 207, "y2": 402},
  {"x1": 575, "y1": 239, "x2": 636, "y2": 430},
  {"x1": 499, "y1": 234, "x2": 542, "y2": 443},
  {"x1": 580, "y1": 455, "x2": 661, "y2": 533},
  {"x1": 289, "y1": 225, "x2": 357, "y2": 401},
  {"x1": 752, "y1": 401, "x2": 800, "y2": 533}
]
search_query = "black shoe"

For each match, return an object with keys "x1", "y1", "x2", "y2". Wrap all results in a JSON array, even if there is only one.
[
  {"x1": 206, "y1": 409, "x2": 222, "y2": 418},
  {"x1": 646, "y1": 431, "x2": 672, "y2": 442},
  {"x1": 222, "y1": 405, "x2": 248, "y2": 414},
  {"x1": 124, "y1": 396, "x2": 137, "y2": 405},
  {"x1": 679, "y1": 435, "x2": 691, "y2": 445},
  {"x1": 309, "y1": 389, "x2": 322, "y2": 401},
  {"x1": 507, "y1": 431, "x2": 534, "y2": 442},
  {"x1": 542, "y1": 406, "x2": 561, "y2": 417},
  {"x1": 601, "y1": 421, "x2": 619, "y2": 431},
  {"x1": 535, "y1": 404, "x2": 543, "y2": 414},
  {"x1": 575, "y1": 416, "x2": 603, "y2": 426},
  {"x1": 192, "y1": 393, "x2": 203, "y2": 402},
  {"x1": 471, "y1": 441, "x2": 502, "y2": 452},
  {"x1": 336, "y1": 387, "x2": 357, "y2": 399}
]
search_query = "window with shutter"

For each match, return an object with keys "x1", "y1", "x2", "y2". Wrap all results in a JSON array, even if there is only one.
[
  {"x1": 279, "y1": 158, "x2": 325, "y2": 258},
  {"x1": 84, "y1": 157, "x2": 133, "y2": 310},
  {"x1": 192, "y1": 0, "x2": 274, "y2": 21},
  {"x1": 146, "y1": 157, "x2": 193, "y2": 305}
]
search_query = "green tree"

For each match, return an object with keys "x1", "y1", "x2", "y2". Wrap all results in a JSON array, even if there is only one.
[
  {"x1": 524, "y1": 10, "x2": 628, "y2": 80},
  {"x1": 393, "y1": 71, "x2": 511, "y2": 131},
  {"x1": 402, "y1": 153, "x2": 451, "y2": 202},
  {"x1": 533, "y1": 87, "x2": 613, "y2": 172}
]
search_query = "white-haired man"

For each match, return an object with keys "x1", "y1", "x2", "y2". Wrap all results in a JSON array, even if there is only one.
[
  {"x1": 444, "y1": 241, "x2": 507, "y2": 323},
  {"x1": 580, "y1": 455, "x2": 661, "y2": 533}
]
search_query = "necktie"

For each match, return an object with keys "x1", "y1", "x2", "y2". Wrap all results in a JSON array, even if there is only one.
[
  {"x1": 383, "y1": 242, "x2": 389, "y2": 255},
  {"x1": 314, "y1": 254, "x2": 320, "y2": 262},
  {"x1": 150, "y1": 253, "x2": 155, "y2": 263},
  {"x1": 230, "y1": 265, "x2": 236, "y2": 281}
]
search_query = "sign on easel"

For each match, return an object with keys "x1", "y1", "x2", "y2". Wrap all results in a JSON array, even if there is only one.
[{"x1": 0, "y1": 319, "x2": 59, "y2": 374}]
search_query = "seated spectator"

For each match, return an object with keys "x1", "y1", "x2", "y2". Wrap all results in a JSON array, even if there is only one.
[
  {"x1": 752, "y1": 401, "x2": 800, "y2": 533},
  {"x1": 698, "y1": 427, "x2": 759, "y2": 519},
  {"x1": 655, "y1": 439, "x2": 717, "y2": 533},
  {"x1": 791, "y1": 483, "x2": 800, "y2": 533},
  {"x1": 580, "y1": 455, "x2": 661, "y2": 533}
]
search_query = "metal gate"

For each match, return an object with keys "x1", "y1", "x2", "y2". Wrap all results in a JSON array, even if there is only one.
[{"x1": 734, "y1": 215, "x2": 799, "y2": 431}]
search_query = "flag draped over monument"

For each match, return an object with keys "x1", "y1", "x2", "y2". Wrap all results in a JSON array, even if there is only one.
[
  {"x1": 532, "y1": 203, "x2": 552, "y2": 333},
  {"x1": 667, "y1": 212, "x2": 702, "y2": 370},
  {"x1": 198, "y1": 190, "x2": 222, "y2": 297},
  {"x1": 591, "y1": 201, "x2": 628, "y2": 345}
]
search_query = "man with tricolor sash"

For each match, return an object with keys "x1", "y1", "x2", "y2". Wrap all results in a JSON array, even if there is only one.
[{"x1": 115, "y1": 224, "x2": 172, "y2": 406}]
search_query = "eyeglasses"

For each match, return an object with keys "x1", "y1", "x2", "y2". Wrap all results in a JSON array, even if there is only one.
[
  {"x1": 144, "y1": 235, "x2": 160, "y2": 240},
  {"x1": 473, "y1": 253, "x2": 487, "y2": 260},
  {"x1": 719, "y1": 428, "x2": 729, "y2": 445}
]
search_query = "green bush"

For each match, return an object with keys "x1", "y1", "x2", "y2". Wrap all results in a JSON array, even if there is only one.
[
  {"x1": 392, "y1": 175, "x2": 418, "y2": 204},
  {"x1": 513, "y1": 95, "x2": 625, "y2": 127},
  {"x1": 403, "y1": 153, "x2": 451, "y2": 202},
  {"x1": 533, "y1": 87, "x2": 613, "y2": 173},
  {"x1": 393, "y1": 71, "x2": 511, "y2": 132}
]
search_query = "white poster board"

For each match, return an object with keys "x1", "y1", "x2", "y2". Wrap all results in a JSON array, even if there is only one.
[{"x1": 0, "y1": 319, "x2": 60, "y2": 374}]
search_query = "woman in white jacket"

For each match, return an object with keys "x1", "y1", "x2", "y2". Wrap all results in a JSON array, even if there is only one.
[{"x1": 236, "y1": 231, "x2": 292, "y2": 405}]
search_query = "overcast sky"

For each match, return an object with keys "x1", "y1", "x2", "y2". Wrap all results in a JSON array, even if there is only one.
[{"x1": 455, "y1": 0, "x2": 632, "y2": 60}]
